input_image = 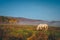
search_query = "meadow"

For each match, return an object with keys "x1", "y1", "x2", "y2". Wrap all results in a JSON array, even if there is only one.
[{"x1": 0, "y1": 24, "x2": 60, "y2": 40}]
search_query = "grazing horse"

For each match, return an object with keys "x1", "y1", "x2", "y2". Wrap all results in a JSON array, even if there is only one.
[{"x1": 37, "y1": 24, "x2": 48, "y2": 32}]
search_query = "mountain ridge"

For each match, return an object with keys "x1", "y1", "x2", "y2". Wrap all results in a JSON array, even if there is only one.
[{"x1": 0, "y1": 16, "x2": 60, "y2": 27}]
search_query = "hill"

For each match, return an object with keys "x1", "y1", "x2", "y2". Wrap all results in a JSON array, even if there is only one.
[{"x1": 0, "y1": 16, "x2": 60, "y2": 27}]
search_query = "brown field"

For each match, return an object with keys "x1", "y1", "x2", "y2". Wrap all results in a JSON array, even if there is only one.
[{"x1": 0, "y1": 24, "x2": 60, "y2": 40}]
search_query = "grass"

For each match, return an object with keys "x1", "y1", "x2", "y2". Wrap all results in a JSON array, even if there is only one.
[{"x1": 0, "y1": 24, "x2": 60, "y2": 40}]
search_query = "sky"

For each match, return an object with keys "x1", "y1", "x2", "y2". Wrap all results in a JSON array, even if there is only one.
[{"x1": 0, "y1": 0, "x2": 60, "y2": 21}]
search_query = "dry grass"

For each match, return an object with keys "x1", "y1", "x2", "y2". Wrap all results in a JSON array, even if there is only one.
[{"x1": 0, "y1": 24, "x2": 60, "y2": 40}]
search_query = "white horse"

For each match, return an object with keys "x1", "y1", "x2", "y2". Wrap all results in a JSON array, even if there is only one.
[{"x1": 37, "y1": 24, "x2": 48, "y2": 31}]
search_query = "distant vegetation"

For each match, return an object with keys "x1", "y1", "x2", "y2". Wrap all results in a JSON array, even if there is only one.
[
  {"x1": 0, "y1": 24, "x2": 60, "y2": 40},
  {"x1": 0, "y1": 16, "x2": 17, "y2": 24}
]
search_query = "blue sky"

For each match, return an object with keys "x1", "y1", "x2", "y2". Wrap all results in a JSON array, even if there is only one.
[{"x1": 0, "y1": 0, "x2": 60, "y2": 21}]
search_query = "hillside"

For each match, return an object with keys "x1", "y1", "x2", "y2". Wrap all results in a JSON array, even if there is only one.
[{"x1": 0, "y1": 16, "x2": 60, "y2": 27}]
